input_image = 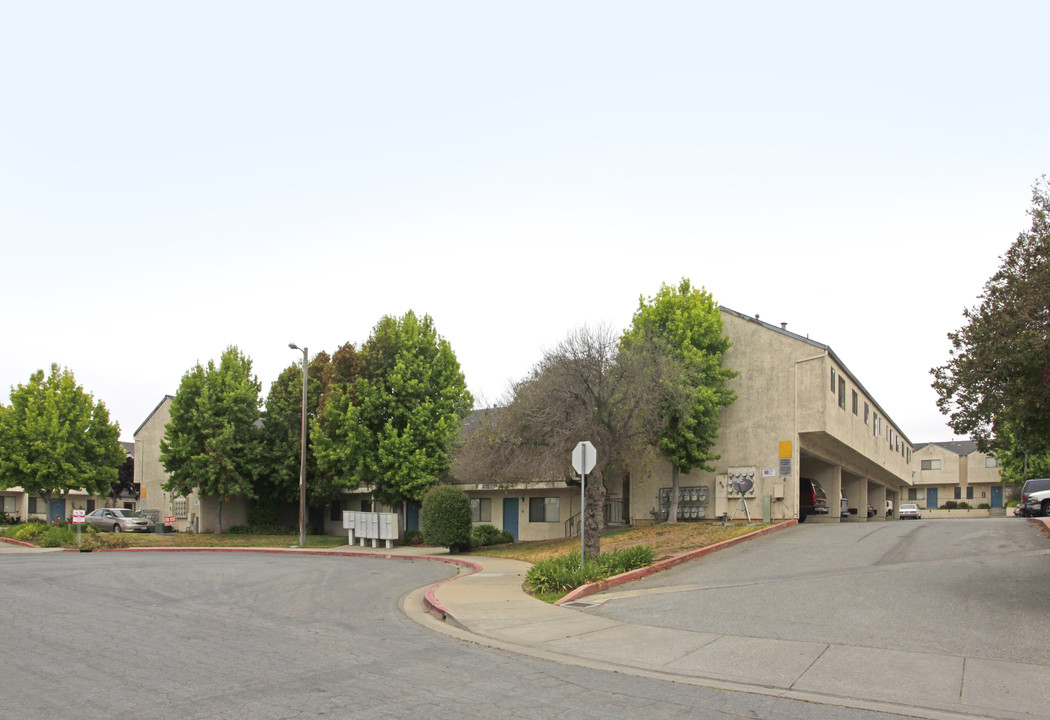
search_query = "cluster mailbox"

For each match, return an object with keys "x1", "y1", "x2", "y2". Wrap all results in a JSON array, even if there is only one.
[{"x1": 342, "y1": 511, "x2": 400, "y2": 548}]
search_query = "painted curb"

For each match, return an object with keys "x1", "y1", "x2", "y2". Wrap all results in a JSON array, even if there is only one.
[
  {"x1": 0, "y1": 536, "x2": 36, "y2": 548},
  {"x1": 557, "y1": 519, "x2": 797, "y2": 605}
]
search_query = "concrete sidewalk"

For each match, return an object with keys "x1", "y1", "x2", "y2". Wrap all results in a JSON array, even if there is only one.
[{"x1": 396, "y1": 525, "x2": 1050, "y2": 720}]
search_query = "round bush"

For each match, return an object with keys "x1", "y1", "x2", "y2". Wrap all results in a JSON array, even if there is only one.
[{"x1": 421, "y1": 485, "x2": 472, "y2": 552}]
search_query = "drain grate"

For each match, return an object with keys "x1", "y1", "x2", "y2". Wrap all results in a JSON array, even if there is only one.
[{"x1": 561, "y1": 601, "x2": 598, "y2": 609}]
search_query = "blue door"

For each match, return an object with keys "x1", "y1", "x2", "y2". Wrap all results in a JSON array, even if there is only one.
[
  {"x1": 927, "y1": 488, "x2": 937, "y2": 510},
  {"x1": 502, "y1": 498, "x2": 519, "y2": 540},
  {"x1": 406, "y1": 502, "x2": 420, "y2": 532},
  {"x1": 48, "y1": 498, "x2": 66, "y2": 524},
  {"x1": 991, "y1": 486, "x2": 1003, "y2": 508}
]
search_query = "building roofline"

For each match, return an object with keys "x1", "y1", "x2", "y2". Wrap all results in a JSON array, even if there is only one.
[
  {"x1": 719, "y1": 306, "x2": 913, "y2": 447},
  {"x1": 133, "y1": 395, "x2": 175, "y2": 438}
]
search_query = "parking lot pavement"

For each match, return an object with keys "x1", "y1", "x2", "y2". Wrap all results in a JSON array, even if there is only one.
[{"x1": 412, "y1": 518, "x2": 1050, "y2": 720}]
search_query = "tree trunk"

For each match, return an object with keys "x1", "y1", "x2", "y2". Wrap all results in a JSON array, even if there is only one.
[
  {"x1": 666, "y1": 465, "x2": 681, "y2": 524},
  {"x1": 217, "y1": 500, "x2": 224, "y2": 534},
  {"x1": 583, "y1": 466, "x2": 606, "y2": 559}
]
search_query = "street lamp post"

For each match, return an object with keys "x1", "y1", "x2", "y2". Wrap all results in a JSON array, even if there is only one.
[{"x1": 289, "y1": 343, "x2": 308, "y2": 548}]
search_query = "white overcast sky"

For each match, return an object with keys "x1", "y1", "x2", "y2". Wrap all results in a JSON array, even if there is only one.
[{"x1": 2, "y1": 2, "x2": 1047, "y2": 444}]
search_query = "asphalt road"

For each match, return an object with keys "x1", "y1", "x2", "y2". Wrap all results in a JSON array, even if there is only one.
[
  {"x1": 3, "y1": 550, "x2": 910, "y2": 720},
  {"x1": 587, "y1": 518, "x2": 1050, "y2": 665}
]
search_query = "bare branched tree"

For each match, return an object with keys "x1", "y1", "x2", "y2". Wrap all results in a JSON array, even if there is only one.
[{"x1": 454, "y1": 324, "x2": 678, "y2": 557}]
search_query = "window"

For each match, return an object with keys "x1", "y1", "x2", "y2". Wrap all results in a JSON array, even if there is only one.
[
  {"x1": 529, "y1": 497, "x2": 560, "y2": 523},
  {"x1": 838, "y1": 377, "x2": 846, "y2": 409},
  {"x1": 864, "y1": 403, "x2": 870, "y2": 425},
  {"x1": 908, "y1": 488, "x2": 925, "y2": 501},
  {"x1": 0, "y1": 496, "x2": 14, "y2": 513},
  {"x1": 986, "y1": 456, "x2": 998, "y2": 468},
  {"x1": 28, "y1": 497, "x2": 42, "y2": 514},
  {"x1": 831, "y1": 368, "x2": 836, "y2": 392},
  {"x1": 873, "y1": 413, "x2": 880, "y2": 437},
  {"x1": 907, "y1": 448, "x2": 911, "y2": 463},
  {"x1": 86, "y1": 499, "x2": 95, "y2": 512},
  {"x1": 470, "y1": 497, "x2": 492, "y2": 523},
  {"x1": 360, "y1": 499, "x2": 373, "y2": 512},
  {"x1": 967, "y1": 487, "x2": 974, "y2": 500},
  {"x1": 852, "y1": 390, "x2": 859, "y2": 414},
  {"x1": 329, "y1": 501, "x2": 345, "y2": 522},
  {"x1": 954, "y1": 487, "x2": 962, "y2": 500},
  {"x1": 921, "y1": 459, "x2": 942, "y2": 470}
]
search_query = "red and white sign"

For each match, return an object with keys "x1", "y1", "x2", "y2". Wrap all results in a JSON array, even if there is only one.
[
  {"x1": 72, "y1": 510, "x2": 85, "y2": 525},
  {"x1": 164, "y1": 516, "x2": 177, "y2": 526}
]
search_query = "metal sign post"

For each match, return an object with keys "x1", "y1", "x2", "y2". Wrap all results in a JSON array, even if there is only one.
[{"x1": 571, "y1": 441, "x2": 597, "y2": 570}]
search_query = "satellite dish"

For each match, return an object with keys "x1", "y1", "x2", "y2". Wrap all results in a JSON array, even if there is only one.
[{"x1": 731, "y1": 476, "x2": 754, "y2": 495}]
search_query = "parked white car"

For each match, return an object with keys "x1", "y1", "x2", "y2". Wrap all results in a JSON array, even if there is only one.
[{"x1": 898, "y1": 503, "x2": 921, "y2": 520}]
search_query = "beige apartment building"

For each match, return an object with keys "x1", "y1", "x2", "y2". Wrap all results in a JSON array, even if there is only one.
[
  {"x1": 908, "y1": 441, "x2": 1004, "y2": 510},
  {"x1": 134, "y1": 395, "x2": 250, "y2": 533},
  {"x1": 455, "y1": 307, "x2": 916, "y2": 541}
]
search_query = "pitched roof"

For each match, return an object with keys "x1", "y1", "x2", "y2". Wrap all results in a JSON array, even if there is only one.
[
  {"x1": 912, "y1": 440, "x2": 979, "y2": 456},
  {"x1": 133, "y1": 395, "x2": 175, "y2": 438}
]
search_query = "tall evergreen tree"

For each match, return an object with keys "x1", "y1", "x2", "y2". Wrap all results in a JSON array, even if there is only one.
[{"x1": 933, "y1": 177, "x2": 1050, "y2": 455}]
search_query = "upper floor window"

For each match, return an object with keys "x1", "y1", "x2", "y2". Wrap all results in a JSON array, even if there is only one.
[
  {"x1": 921, "y1": 459, "x2": 942, "y2": 470},
  {"x1": 986, "y1": 456, "x2": 998, "y2": 468},
  {"x1": 838, "y1": 377, "x2": 846, "y2": 409},
  {"x1": 831, "y1": 368, "x2": 836, "y2": 393},
  {"x1": 851, "y1": 390, "x2": 859, "y2": 414},
  {"x1": 864, "y1": 403, "x2": 870, "y2": 425}
]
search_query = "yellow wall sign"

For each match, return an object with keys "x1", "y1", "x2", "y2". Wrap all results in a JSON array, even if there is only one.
[{"x1": 779, "y1": 441, "x2": 793, "y2": 459}]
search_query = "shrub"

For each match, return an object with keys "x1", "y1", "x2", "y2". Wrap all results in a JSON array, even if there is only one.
[
  {"x1": 942, "y1": 501, "x2": 958, "y2": 510},
  {"x1": 38, "y1": 526, "x2": 76, "y2": 548},
  {"x1": 13, "y1": 523, "x2": 49, "y2": 542},
  {"x1": 470, "y1": 524, "x2": 513, "y2": 548},
  {"x1": 957, "y1": 502, "x2": 971, "y2": 510},
  {"x1": 420, "y1": 485, "x2": 472, "y2": 552},
  {"x1": 79, "y1": 532, "x2": 130, "y2": 550},
  {"x1": 978, "y1": 503, "x2": 991, "y2": 509},
  {"x1": 402, "y1": 530, "x2": 424, "y2": 546},
  {"x1": 525, "y1": 546, "x2": 656, "y2": 594}
]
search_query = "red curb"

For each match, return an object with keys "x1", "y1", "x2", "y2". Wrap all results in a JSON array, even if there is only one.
[
  {"x1": 557, "y1": 519, "x2": 798, "y2": 605},
  {"x1": 0, "y1": 536, "x2": 36, "y2": 548},
  {"x1": 1028, "y1": 517, "x2": 1050, "y2": 536}
]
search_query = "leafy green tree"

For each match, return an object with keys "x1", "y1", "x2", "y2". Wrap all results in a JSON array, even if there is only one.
[
  {"x1": 313, "y1": 311, "x2": 473, "y2": 508},
  {"x1": 258, "y1": 351, "x2": 332, "y2": 512},
  {"x1": 160, "y1": 346, "x2": 262, "y2": 533},
  {"x1": 991, "y1": 427, "x2": 1050, "y2": 488},
  {"x1": 933, "y1": 177, "x2": 1050, "y2": 455},
  {"x1": 622, "y1": 279, "x2": 737, "y2": 523},
  {"x1": 0, "y1": 364, "x2": 123, "y2": 515},
  {"x1": 420, "y1": 484, "x2": 472, "y2": 552}
]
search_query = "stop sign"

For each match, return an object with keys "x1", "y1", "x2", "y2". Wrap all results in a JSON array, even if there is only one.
[{"x1": 572, "y1": 441, "x2": 596, "y2": 475}]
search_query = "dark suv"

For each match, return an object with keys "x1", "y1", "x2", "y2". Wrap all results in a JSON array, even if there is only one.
[
  {"x1": 799, "y1": 477, "x2": 825, "y2": 523},
  {"x1": 1020, "y1": 478, "x2": 1050, "y2": 517}
]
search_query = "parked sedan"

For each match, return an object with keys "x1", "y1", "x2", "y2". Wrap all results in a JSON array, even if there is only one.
[
  {"x1": 85, "y1": 508, "x2": 154, "y2": 533},
  {"x1": 898, "y1": 503, "x2": 922, "y2": 520}
]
